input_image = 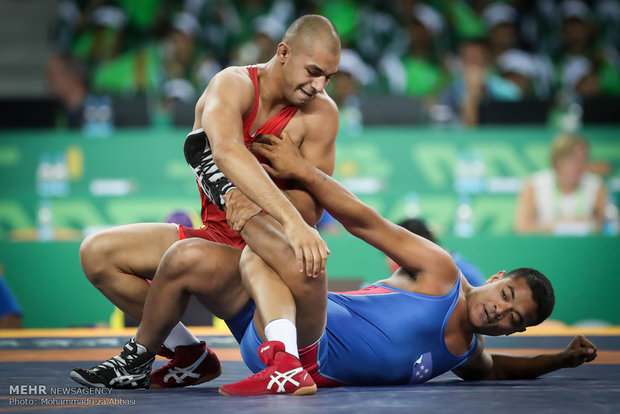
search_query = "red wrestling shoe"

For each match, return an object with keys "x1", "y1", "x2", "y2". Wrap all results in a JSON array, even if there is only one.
[
  {"x1": 150, "y1": 341, "x2": 222, "y2": 388},
  {"x1": 219, "y1": 341, "x2": 316, "y2": 396},
  {"x1": 157, "y1": 346, "x2": 174, "y2": 359}
]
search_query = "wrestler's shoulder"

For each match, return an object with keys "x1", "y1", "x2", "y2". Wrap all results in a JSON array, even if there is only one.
[
  {"x1": 302, "y1": 91, "x2": 338, "y2": 119},
  {"x1": 211, "y1": 66, "x2": 254, "y2": 87},
  {"x1": 203, "y1": 66, "x2": 254, "y2": 106}
]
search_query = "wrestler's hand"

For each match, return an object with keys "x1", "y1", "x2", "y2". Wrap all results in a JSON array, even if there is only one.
[
  {"x1": 250, "y1": 132, "x2": 309, "y2": 180},
  {"x1": 283, "y1": 219, "x2": 330, "y2": 278},
  {"x1": 223, "y1": 189, "x2": 262, "y2": 232},
  {"x1": 560, "y1": 335, "x2": 597, "y2": 368}
]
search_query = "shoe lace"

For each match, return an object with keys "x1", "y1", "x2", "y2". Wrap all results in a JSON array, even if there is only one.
[
  {"x1": 92, "y1": 349, "x2": 137, "y2": 372},
  {"x1": 247, "y1": 363, "x2": 278, "y2": 381}
]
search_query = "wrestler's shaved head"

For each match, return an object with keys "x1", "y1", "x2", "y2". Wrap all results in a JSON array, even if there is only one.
[{"x1": 282, "y1": 15, "x2": 340, "y2": 56}]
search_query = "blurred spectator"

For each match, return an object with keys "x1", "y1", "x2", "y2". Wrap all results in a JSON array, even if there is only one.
[
  {"x1": 83, "y1": 1, "x2": 158, "y2": 95},
  {"x1": 319, "y1": 0, "x2": 361, "y2": 48},
  {"x1": 442, "y1": 40, "x2": 539, "y2": 125},
  {"x1": 386, "y1": 218, "x2": 485, "y2": 287},
  {"x1": 0, "y1": 264, "x2": 22, "y2": 329},
  {"x1": 480, "y1": 2, "x2": 554, "y2": 98},
  {"x1": 233, "y1": 14, "x2": 286, "y2": 65},
  {"x1": 328, "y1": 48, "x2": 375, "y2": 134},
  {"x1": 514, "y1": 133, "x2": 608, "y2": 235},
  {"x1": 554, "y1": 0, "x2": 620, "y2": 98},
  {"x1": 441, "y1": 37, "x2": 490, "y2": 125},
  {"x1": 330, "y1": 49, "x2": 376, "y2": 106},
  {"x1": 495, "y1": 49, "x2": 537, "y2": 100},
  {"x1": 456, "y1": 37, "x2": 491, "y2": 126},
  {"x1": 482, "y1": 3, "x2": 520, "y2": 60},
  {"x1": 191, "y1": 0, "x2": 242, "y2": 65},
  {"x1": 160, "y1": 12, "x2": 220, "y2": 105},
  {"x1": 235, "y1": 0, "x2": 278, "y2": 44},
  {"x1": 444, "y1": 0, "x2": 487, "y2": 41},
  {"x1": 50, "y1": 0, "x2": 83, "y2": 52},
  {"x1": 75, "y1": 2, "x2": 128, "y2": 67},
  {"x1": 353, "y1": 2, "x2": 404, "y2": 67},
  {"x1": 559, "y1": 0, "x2": 594, "y2": 57},
  {"x1": 562, "y1": 55, "x2": 601, "y2": 97},
  {"x1": 44, "y1": 0, "x2": 618, "y2": 127},
  {"x1": 594, "y1": 0, "x2": 620, "y2": 51},
  {"x1": 380, "y1": 3, "x2": 448, "y2": 99},
  {"x1": 46, "y1": 53, "x2": 89, "y2": 128}
]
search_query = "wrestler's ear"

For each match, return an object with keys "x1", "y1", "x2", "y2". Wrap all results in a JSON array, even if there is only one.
[
  {"x1": 277, "y1": 42, "x2": 291, "y2": 63},
  {"x1": 486, "y1": 270, "x2": 506, "y2": 284}
]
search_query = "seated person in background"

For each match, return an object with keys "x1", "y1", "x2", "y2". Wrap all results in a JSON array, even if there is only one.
[
  {"x1": 481, "y1": 3, "x2": 519, "y2": 61},
  {"x1": 45, "y1": 53, "x2": 89, "y2": 128},
  {"x1": 441, "y1": 40, "x2": 542, "y2": 126},
  {"x1": 379, "y1": 4, "x2": 448, "y2": 100},
  {"x1": 388, "y1": 218, "x2": 485, "y2": 287},
  {"x1": 554, "y1": 0, "x2": 620, "y2": 98},
  {"x1": 494, "y1": 49, "x2": 536, "y2": 101},
  {"x1": 0, "y1": 264, "x2": 22, "y2": 329},
  {"x1": 514, "y1": 133, "x2": 608, "y2": 235}
]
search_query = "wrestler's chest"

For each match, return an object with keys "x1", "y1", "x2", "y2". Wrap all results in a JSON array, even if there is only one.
[
  {"x1": 251, "y1": 110, "x2": 306, "y2": 147},
  {"x1": 444, "y1": 297, "x2": 473, "y2": 355}
]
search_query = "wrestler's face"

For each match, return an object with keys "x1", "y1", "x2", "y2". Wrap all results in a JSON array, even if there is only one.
[
  {"x1": 468, "y1": 273, "x2": 538, "y2": 336},
  {"x1": 279, "y1": 42, "x2": 340, "y2": 106}
]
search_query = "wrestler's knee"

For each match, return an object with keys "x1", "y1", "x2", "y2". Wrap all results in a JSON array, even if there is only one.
[
  {"x1": 291, "y1": 273, "x2": 327, "y2": 303},
  {"x1": 240, "y1": 246, "x2": 325, "y2": 298},
  {"x1": 238, "y1": 246, "x2": 259, "y2": 284},
  {"x1": 79, "y1": 231, "x2": 116, "y2": 287},
  {"x1": 159, "y1": 239, "x2": 219, "y2": 285}
]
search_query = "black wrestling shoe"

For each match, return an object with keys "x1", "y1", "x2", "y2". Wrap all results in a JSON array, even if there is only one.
[
  {"x1": 70, "y1": 338, "x2": 155, "y2": 389},
  {"x1": 184, "y1": 129, "x2": 236, "y2": 210}
]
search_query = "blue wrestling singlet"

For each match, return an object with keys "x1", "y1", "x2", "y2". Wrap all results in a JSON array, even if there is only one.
[
  {"x1": 236, "y1": 275, "x2": 477, "y2": 386},
  {"x1": 319, "y1": 275, "x2": 477, "y2": 385}
]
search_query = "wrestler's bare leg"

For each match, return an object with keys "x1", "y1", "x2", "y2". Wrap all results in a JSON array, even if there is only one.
[
  {"x1": 79, "y1": 223, "x2": 180, "y2": 320},
  {"x1": 239, "y1": 215, "x2": 327, "y2": 348},
  {"x1": 131, "y1": 213, "x2": 325, "y2": 353},
  {"x1": 135, "y1": 238, "x2": 250, "y2": 353}
]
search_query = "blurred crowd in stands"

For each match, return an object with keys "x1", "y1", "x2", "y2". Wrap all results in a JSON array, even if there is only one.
[{"x1": 45, "y1": 0, "x2": 620, "y2": 129}]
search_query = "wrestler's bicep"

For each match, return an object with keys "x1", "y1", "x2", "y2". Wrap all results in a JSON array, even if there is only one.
[{"x1": 201, "y1": 70, "x2": 253, "y2": 147}]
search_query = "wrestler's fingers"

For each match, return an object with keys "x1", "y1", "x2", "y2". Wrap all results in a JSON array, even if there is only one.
[
  {"x1": 313, "y1": 246, "x2": 323, "y2": 278},
  {"x1": 571, "y1": 347, "x2": 597, "y2": 366},
  {"x1": 231, "y1": 218, "x2": 242, "y2": 232},
  {"x1": 230, "y1": 217, "x2": 242, "y2": 232},
  {"x1": 294, "y1": 246, "x2": 304, "y2": 274},
  {"x1": 320, "y1": 244, "x2": 329, "y2": 276},
  {"x1": 280, "y1": 131, "x2": 294, "y2": 143},
  {"x1": 260, "y1": 163, "x2": 278, "y2": 176},
  {"x1": 256, "y1": 133, "x2": 279, "y2": 144},
  {"x1": 249, "y1": 142, "x2": 271, "y2": 157},
  {"x1": 581, "y1": 337, "x2": 597, "y2": 351},
  {"x1": 311, "y1": 246, "x2": 321, "y2": 278},
  {"x1": 304, "y1": 246, "x2": 316, "y2": 278}
]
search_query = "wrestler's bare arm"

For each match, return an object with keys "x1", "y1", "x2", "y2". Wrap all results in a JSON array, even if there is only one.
[
  {"x1": 278, "y1": 95, "x2": 338, "y2": 225},
  {"x1": 201, "y1": 69, "x2": 304, "y2": 231},
  {"x1": 453, "y1": 334, "x2": 598, "y2": 381},
  {"x1": 200, "y1": 68, "x2": 328, "y2": 276},
  {"x1": 251, "y1": 133, "x2": 456, "y2": 280},
  {"x1": 224, "y1": 94, "x2": 338, "y2": 230}
]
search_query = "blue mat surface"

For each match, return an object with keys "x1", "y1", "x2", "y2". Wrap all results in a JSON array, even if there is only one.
[
  {"x1": 1, "y1": 360, "x2": 618, "y2": 414},
  {"x1": 1, "y1": 332, "x2": 619, "y2": 413}
]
